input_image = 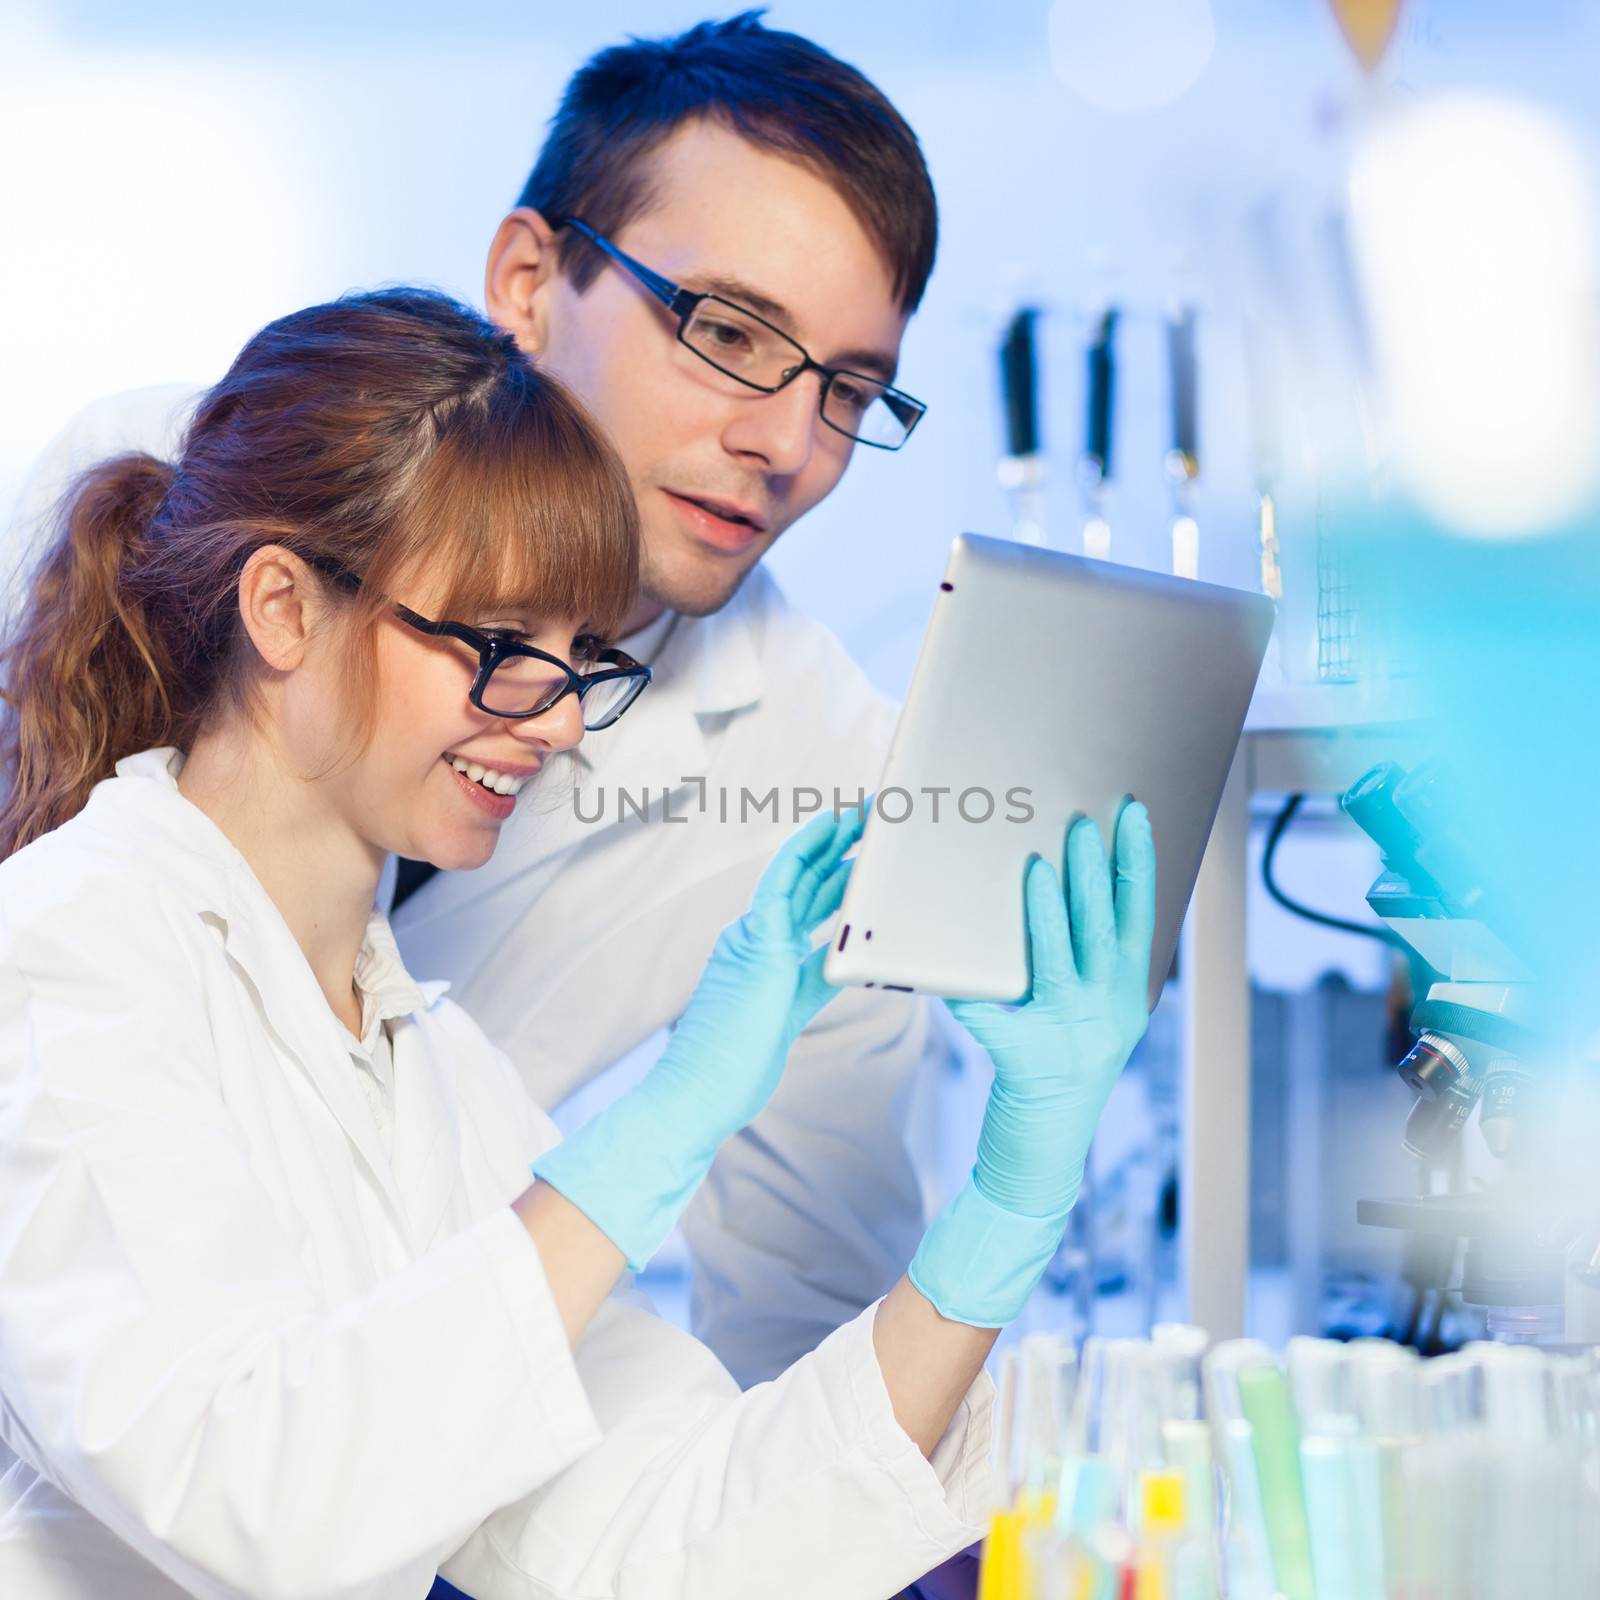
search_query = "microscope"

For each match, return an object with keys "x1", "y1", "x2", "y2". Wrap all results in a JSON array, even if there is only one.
[{"x1": 1341, "y1": 759, "x2": 1600, "y2": 1345}]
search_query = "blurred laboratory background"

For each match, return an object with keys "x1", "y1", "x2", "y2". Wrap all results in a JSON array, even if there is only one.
[{"x1": 9, "y1": 0, "x2": 1600, "y2": 1419}]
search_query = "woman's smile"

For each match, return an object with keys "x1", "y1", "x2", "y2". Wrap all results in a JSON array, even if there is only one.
[{"x1": 439, "y1": 752, "x2": 539, "y2": 819}]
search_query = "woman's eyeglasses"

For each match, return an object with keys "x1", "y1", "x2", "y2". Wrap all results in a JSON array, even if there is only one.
[{"x1": 306, "y1": 555, "x2": 651, "y2": 731}]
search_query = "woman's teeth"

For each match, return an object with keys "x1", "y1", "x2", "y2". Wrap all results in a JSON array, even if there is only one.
[{"x1": 448, "y1": 756, "x2": 527, "y2": 796}]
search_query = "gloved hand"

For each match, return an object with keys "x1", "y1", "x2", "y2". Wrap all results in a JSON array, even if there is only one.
[
  {"x1": 910, "y1": 802, "x2": 1157, "y2": 1326},
  {"x1": 531, "y1": 804, "x2": 864, "y2": 1270}
]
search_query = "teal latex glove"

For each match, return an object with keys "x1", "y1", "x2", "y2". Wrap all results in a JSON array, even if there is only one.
[
  {"x1": 910, "y1": 802, "x2": 1157, "y2": 1326},
  {"x1": 531, "y1": 805, "x2": 864, "y2": 1270}
]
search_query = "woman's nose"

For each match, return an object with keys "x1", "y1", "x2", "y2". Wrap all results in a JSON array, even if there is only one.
[{"x1": 513, "y1": 690, "x2": 586, "y2": 754}]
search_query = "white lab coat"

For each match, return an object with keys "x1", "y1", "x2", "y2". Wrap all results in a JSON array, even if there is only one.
[
  {"x1": 0, "y1": 750, "x2": 993, "y2": 1599},
  {"x1": 5, "y1": 386, "x2": 942, "y2": 1386}
]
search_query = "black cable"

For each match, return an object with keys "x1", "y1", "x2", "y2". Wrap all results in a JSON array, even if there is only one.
[
  {"x1": 1393, "y1": 1283, "x2": 1425, "y2": 1348},
  {"x1": 1263, "y1": 793, "x2": 1400, "y2": 945},
  {"x1": 1418, "y1": 1288, "x2": 1451, "y2": 1356}
]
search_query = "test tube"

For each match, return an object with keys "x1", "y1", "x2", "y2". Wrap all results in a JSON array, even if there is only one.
[
  {"x1": 1202, "y1": 1340, "x2": 1277, "y2": 1432},
  {"x1": 978, "y1": 1507, "x2": 1028, "y2": 1600},
  {"x1": 1204, "y1": 1342, "x2": 1279, "y2": 1600},
  {"x1": 1017, "y1": 1331, "x2": 1077, "y2": 1507},
  {"x1": 995, "y1": 1346, "x2": 1020, "y2": 1505},
  {"x1": 1151, "y1": 1326, "x2": 1217, "y2": 1591},
  {"x1": 1286, "y1": 1336, "x2": 1356, "y2": 1433},
  {"x1": 1236, "y1": 1361, "x2": 1315, "y2": 1600},
  {"x1": 1285, "y1": 1338, "x2": 1373, "y2": 1600},
  {"x1": 1492, "y1": 1343, "x2": 1556, "y2": 1439},
  {"x1": 1420, "y1": 1349, "x2": 1485, "y2": 1436},
  {"x1": 1347, "y1": 1339, "x2": 1421, "y2": 1439},
  {"x1": 1347, "y1": 1341, "x2": 1420, "y2": 1596},
  {"x1": 1151, "y1": 1323, "x2": 1208, "y2": 1423},
  {"x1": 1216, "y1": 1419, "x2": 1275, "y2": 1600}
]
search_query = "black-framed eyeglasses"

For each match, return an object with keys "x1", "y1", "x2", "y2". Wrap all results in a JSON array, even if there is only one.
[
  {"x1": 307, "y1": 555, "x2": 651, "y2": 731},
  {"x1": 558, "y1": 216, "x2": 927, "y2": 451}
]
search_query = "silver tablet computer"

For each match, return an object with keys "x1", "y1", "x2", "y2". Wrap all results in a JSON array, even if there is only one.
[{"x1": 824, "y1": 533, "x2": 1274, "y2": 1006}]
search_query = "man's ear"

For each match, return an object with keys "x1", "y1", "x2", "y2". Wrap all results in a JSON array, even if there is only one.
[
  {"x1": 484, "y1": 207, "x2": 562, "y2": 358},
  {"x1": 237, "y1": 546, "x2": 318, "y2": 673}
]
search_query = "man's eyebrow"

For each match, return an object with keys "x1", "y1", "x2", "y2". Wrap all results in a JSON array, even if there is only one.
[
  {"x1": 695, "y1": 273, "x2": 788, "y2": 323},
  {"x1": 691, "y1": 273, "x2": 902, "y2": 383}
]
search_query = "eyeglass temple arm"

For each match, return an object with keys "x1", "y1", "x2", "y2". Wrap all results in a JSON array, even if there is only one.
[
  {"x1": 590, "y1": 650, "x2": 651, "y2": 681},
  {"x1": 390, "y1": 604, "x2": 493, "y2": 654},
  {"x1": 558, "y1": 217, "x2": 697, "y2": 318},
  {"x1": 301, "y1": 551, "x2": 363, "y2": 593}
]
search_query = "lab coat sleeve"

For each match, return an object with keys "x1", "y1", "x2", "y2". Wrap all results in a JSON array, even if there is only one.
[
  {"x1": 0, "y1": 886, "x2": 602, "y2": 1600},
  {"x1": 440, "y1": 1297, "x2": 996, "y2": 1600}
]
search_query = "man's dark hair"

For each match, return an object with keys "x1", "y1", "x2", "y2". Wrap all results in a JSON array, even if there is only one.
[{"x1": 517, "y1": 11, "x2": 938, "y2": 313}]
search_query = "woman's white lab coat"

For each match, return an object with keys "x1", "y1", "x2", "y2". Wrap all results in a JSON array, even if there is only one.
[{"x1": 0, "y1": 750, "x2": 993, "y2": 1600}]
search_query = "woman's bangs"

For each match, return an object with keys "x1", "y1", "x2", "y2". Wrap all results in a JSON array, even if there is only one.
[{"x1": 394, "y1": 391, "x2": 639, "y2": 641}]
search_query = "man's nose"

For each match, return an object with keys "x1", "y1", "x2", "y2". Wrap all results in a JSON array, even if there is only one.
[{"x1": 723, "y1": 370, "x2": 822, "y2": 477}]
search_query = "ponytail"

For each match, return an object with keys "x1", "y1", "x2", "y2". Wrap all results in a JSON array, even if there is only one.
[{"x1": 0, "y1": 454, "x2": 186, "y2": 858}]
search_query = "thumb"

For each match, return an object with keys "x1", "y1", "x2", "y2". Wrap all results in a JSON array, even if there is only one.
[
  {"x1": 788, "y1": 943, "x2": 843, "y2": 1037},
  {"x1": 943, "y1": 996, "x2": 1009, "y2": 1049}
]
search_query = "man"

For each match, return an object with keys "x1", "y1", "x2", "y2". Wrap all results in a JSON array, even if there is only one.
[{"x1": 6, "y1": 14, "x2": 947, "y2": 1388}]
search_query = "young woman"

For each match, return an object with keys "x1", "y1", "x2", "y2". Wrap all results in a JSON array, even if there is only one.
[{"x1": 0, "y1": 288, "x2": 1156, "y2": 1599}]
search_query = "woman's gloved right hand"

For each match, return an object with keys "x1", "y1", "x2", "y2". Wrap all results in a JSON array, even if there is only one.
[
  {"x1": 531, "y1": 804, "x2": 864, "y2": 1271},
  {"x1": 910, "y1": 802, "x2": 1157, "y2": 1326}
]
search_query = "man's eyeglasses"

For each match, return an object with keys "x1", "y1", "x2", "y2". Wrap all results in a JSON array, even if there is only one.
[
  {"x1": 308, "y1": 555, "x2": 651, "y2": 730},
  {"x1": 558, "y1": 216, "x2": 926, "y2": 451}
]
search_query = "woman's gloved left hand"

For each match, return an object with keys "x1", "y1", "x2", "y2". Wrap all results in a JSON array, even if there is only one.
[
  {"x1": 909, "y1": 802, "x2": 1157, "y2": 1326},
  {"x1": 531, "y1": 805, "x2": 864, "y2": 1270}
]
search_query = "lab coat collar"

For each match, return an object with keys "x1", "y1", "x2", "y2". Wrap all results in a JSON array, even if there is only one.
[
  {"x1": 102, "y1": 749, "x2": 446, "y2": 1233},
  {"x1": 565, "y1": 566, "x2": 771, "y2": 803},
  {"x1": 354, "y1": 913, "x2": 448, "y2": 1028},
  {"x1": 672, "y1": 563, "x2": 771, "y2": 718},
  {"x1": 109, "y1": 749, "x2": 444, "y2": 1011}
]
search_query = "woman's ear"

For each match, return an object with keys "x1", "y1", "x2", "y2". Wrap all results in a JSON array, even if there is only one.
[
  {"x1": 236, "y1": 546, "x2": 320, "y2": 672},
  {"x1": 484, "y1": 207, "x2": 562, "y2": 359}
]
